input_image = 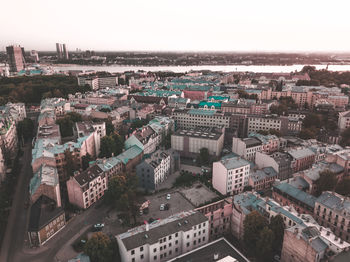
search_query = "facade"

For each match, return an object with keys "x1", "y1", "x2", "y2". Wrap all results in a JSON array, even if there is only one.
[
  {"x1": 125, "y1": 126, "x2": 160, "y2": 155},
  {"x1": 116, "y1": 210, "x2": 209, "y2": 262},
  {"x1": 248, "y1": 166, "x2": 278, "y2": 191},
  {"x1": 195, "y1": 198, "x2": 233, "y2": 241},
  {"x1": 232, "y1": 137, "x2": 262, "y2": 162},
  {"x1": 171, "y1": 127, "x2": 224, "y2": 157},
  {"x1": 6, "y1": 45, "x2": 26, "y2": 72},
  {"x1": 338, "y1": 111, "x2": 350, "y2": 132},
  {"x1": 0, "y1": 116, "x2": 18, "y2": 159},
  {"x1": 281, "y1": 225, "x2": 328, "y2": 262},
  {"x1": 212, "y1": 155, "x2": 250, "y2": 195},
  {"x1": 247, "y1": 115, "x2": 302, "y2": 135},
  {"x1": 173, "y1": 109, "x2": 230, "y2": 129},
  {"x1": 288, "y1": 147, "x2": 316, "y2": 172},
  {"x1": 136, "y1": 149, "x2": 179, "y2": 191},
  {"x1": 314, "y1": 191, "x2": 350, "y2": 242},
  {"x1": 29, "y1": 164, "x2": 61, "y2": 207},
  {"x1": 66, "y1": 165, "x2": 107, "y2": 209},
  {"x1": 255, "y1": 151, "x2": 293, "y2": 180},
  {"x1": 27, "y1": 196, "x2": 66, "y2": 246}
]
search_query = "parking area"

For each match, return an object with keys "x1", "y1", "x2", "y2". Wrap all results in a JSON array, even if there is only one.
[
  {"x1": 179, "y1": 181, "x2": 219, "y2": 207},
  {"x1": 138, "y1": 191, "x2": 195, "y2": 223}
]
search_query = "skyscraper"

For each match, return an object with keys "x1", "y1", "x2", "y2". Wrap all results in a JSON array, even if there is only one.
[
  {"x1": 6, "y1": 45, "x2": 26, "y2": 72},
  {"x1": 56, "y1": 43, "x2": 63, "y2": 59},
  {"x1": 62, "y1": 44, "x2": 69, "y2": 60}
]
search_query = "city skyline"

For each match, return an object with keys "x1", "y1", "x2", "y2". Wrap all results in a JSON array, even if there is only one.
[{"x1": 1, "y1": 0, "x2": 350, "y2": 52}]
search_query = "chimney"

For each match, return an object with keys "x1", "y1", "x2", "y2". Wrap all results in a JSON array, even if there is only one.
[
  {"x1": 144, "y1": 221, "x2": 149, "y2": 231},
  {"x1": 214, "y1": 253, "x2": 219, "y2": 260}
]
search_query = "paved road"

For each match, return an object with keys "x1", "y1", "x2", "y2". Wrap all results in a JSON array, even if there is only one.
[{"x1": 0, "y1": 142, "x2": 110, "y2": 262}]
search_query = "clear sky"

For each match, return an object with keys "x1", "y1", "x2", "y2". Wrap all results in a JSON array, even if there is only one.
[{"x1": 1, "y1": 0, "x2": 350, "y2": 52}]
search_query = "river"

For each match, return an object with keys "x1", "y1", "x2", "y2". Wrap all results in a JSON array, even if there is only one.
[{"x1": 51, "y1": 64, "x2": 350, "y2": 73}]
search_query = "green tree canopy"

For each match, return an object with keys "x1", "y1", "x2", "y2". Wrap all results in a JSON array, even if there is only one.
[
  {"x1": 269, "y1": 215, "x2": 285, "y2": 253},
  {"x1": 256, "y1": 226, "x2": 275, "y2": 262},
  {"x1": 82, "y1": 153, "x2": 92, "y2": 170},
  {"x1": 83, "y1": 232, "x2": 114, "y2": 262},
  {"x1": 315, "y1": 170, "x2": 337, "y2": 196},
  {"x1": 243, "y1": 211, "x2": 268, "y2": 253}
]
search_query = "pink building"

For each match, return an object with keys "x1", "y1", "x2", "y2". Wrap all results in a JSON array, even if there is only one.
[
  {"x1": 195, "y1": 198, "x2": 233, "y2": 241},
  {"x1": 67, "y1": 165, "x2": 107, "y2": 209},
  {"x1": 288, "y1": 148, "x2": 316, "y2": 172}
]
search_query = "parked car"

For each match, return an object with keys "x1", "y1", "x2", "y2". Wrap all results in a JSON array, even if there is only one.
[
  {"x1": 165, "y1": 203, "x2": 170, "y2": 210},
  {"x1": 160, "y1": 204, "x2": 165, "y2": 211},
  {"x1": 166, "y1": 194, "x2": 171, "y2": 200},
  {"x1": 93, "y1": 223, "x2": 104, "y2": 231}
]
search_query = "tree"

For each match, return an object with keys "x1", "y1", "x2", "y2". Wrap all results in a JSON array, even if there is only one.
[
  {"x1": 83, "y1": 232, "x2": 114, "y2": 262},
  {"x1": 315, "y1": 170, "x2": 337, "y2": 196},
  {"x1": 17, "y1": 118, "x2": 34, "y2": 142},
  {"x1": 340, "y1": 127, "x2": 350, "y2": 146},
  {"x1": 269, "y1": 215, "x2": 285, "y2": 253},
  {"x1": 303, "y1": 113, "x2": 322, "y2": 129},
  {"x1": 243, "y1": 211, "x2": 268, "y2": 253},
  {"x1": 301, "y1": 65, "x2": 316, "y2": 74},
  {"x1": 105, "y1": 119, "x2": 114, "y2": 136},
  {"x1": 299, "y1": 127, "x2": 318, "y2": 139},
  {"x1": 99, "y1": 136, "x2": 116, "y2": 158},
  {"x1": 197, "y1": 148, "x2": 210, "y2": 166},
  {"x1": 112, "y1": 133, "x2": 124, "y2": 156},
  {"x1": 64, "y1": 149, "x2": 79, "y2": 178},
  {"x1": 82, "y1": 153, "x2": 92, "y2": 170},
  {"x1": 105, "y1": 173, "x2": 139, "y2": 225},
  {"x1": 335, "y1": 178, "x2": 350, "y2": 196},
  {"x1": 256, "y1": 227, "x2": 275, "y2": 262}
]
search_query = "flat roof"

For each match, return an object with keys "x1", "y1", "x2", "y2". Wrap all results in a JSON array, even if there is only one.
[{"x1": 168, "y1": 237, "x2": 250, "y2": 262}]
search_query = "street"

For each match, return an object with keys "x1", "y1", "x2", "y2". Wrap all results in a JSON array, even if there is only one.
[{"x1": 0, "y1": 142, "x2": 110, "y2": 262}]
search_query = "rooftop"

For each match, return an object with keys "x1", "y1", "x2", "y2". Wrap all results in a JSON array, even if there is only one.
[
  {"x1": 174, "y1": 127, "x2": 223, "y2": 140},
  {"x1": 28, "y1": 195, "x2": 64, "y2": 232},
  {"x1": 117, "y1": 210, "x2": 207, "y2": 251},
  {"x1": 74, "y1": 165, "x2": 104, "y2": 186},
  {"x1": 168, "y1": 237, "x2": 249, "y2": 262},
  {"x1": 219, "y1": 155, "x2": 250, "y2": 170},
  {"x1": 273, "y1": 182, "x2": 316, "y2": 208}
]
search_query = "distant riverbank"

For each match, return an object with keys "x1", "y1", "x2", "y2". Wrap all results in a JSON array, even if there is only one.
[{"x1": 50, "y1": 64, "x2": 350, "y2": 73}]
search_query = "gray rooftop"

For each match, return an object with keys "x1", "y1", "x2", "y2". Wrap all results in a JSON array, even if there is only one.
[
  {"x1": 117, "y1": 210, "x2": 207, "y2": 251},
  {"x1": 219, "y1": 156, "x2": 250, "y2": 170}
]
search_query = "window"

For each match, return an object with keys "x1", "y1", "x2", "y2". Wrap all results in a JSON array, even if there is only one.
[
  {"x1": 175, "y1": 248, "x2": 179, "y2": 252},
  {"x1": 187, "y1": 235, "x2": 190, "y2": 239},
  {"x1": 153, "y1": 248, "x2": 157, "y2": 252},
  {"x1": 154, "y1": 256, "x2": 157, "y2": 260},
  {"x1": 175, "y1": 233, "x2": 178, "y2": 237},
  {"x1": 169, "y1": 243, "x2": 172, "y2": 247},
  {"x1": 175, "y1": 240, "x2": 178, "y2": 244},
  {"x1": 203, "y1": 237, "x2": 205, "y2": 241},
  {"x1": 193, "y1": 240, "x2": 196, "y2": 245},
  {"x1": 169, "y1": 235, "x2": 172, "y2": 240},
  {"x1": 131, "y1": 250, "x2": 135, "y2": 255},
  {"x1": 140, "y1": 247, "x2": 144, "y2": 252},
  {"x1": 140, "y1": 254, "x2": 144, "y2": 259},
  {"x1": 186, "y1": 243, "x2": 190, "y2": 247},
  {"x1": 132, "y1": 259, "x2": 135, "y2": 262}
]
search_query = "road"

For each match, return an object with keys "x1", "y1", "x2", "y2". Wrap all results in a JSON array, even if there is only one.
[{"x1": 0, "y1": 142, "x2": 110, "y2": 262}]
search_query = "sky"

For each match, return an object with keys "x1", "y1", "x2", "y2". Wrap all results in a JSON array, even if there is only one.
[{"x1": 1, "y1": 0, "x2": 350, "y2": 52}]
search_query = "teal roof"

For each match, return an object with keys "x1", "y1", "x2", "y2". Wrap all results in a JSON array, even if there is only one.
[
  {"x1": 198, "y1": 101, "x2": 221, "y2": 109},
  {"x1": 125, "y1": 135, "x2": 144, "y2": 151},
  {"x1": 273, "y1": 182, "x2": 316, "y2": 208},
  {"x1": 208, "y1": 96, "x2": 229, "y2": 101},
  {"x1": 96, "y1": 157, "x2": 122, "y2": 171},
  {"x1": 117, "y1": 145, "x2": 143, "y2": 165},
  {"x1": 188, "y1": 109, "x2": 216, "y2": 115}
]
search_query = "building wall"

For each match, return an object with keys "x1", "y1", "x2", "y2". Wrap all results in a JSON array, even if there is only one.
[
  {"x1": 28, "y1": 212, "x2": 66, "y2": 246},
  {"x1": 281, "y1": 229, "x2": 320, "y2": 262},
  {"x1": 212, "y1": 162, "x2": 228, "y2": 195},
  {"x1": 31, "y1": 183, "x2": 62, "y2": 208}
]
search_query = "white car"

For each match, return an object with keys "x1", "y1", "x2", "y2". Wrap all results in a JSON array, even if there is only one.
[
  {"x1": 160, "y1": 204, "x2": 165, "y2": 211},
  {"x1": 166, "y1": 194, "x2": 171, "y2": 200}
]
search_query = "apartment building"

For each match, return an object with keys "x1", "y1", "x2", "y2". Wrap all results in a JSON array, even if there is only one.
[
  {"x1": 125, "y1": 125, "x2": 160, "y2": 155},
  {"x1": 272, "y1": 181, "x2": 316, "y2": 215},
  {"x1": 76, "y1": 121, "x2": 105, "y2": 156},
  {"x1": 195, "y1": 198, "x2": 233, "y2": 241},
  {"x1": 247, "y1": 115, "x2": 302, "y2": 136},
  {"x1": 212, "y1": 155, "x2": 250, "y2": 195},
  {"x1": 256, "y1": 151, "x2": 293, "y2": 181},
  {"x1": 338, "y1": 111, "x2": 350, "y2": 132},
  {"x1": 29, "y1": 164, "x2": 61, "y2": 207},
  {"x1": 248, "y1": 166, "x2": 278, "y2": 191},
  {"x1": 27, "y1": 195, "x2": 66, "y2": 246},
  {"x1": 232, "y1": 137, "x2": 262, "y2": 162},
  {"x1": 0, "y1": 116, "x2": 18, "y2": 159},
  {"x1": 314, "y1": 191, "x2": 350, "y2": 242},
  {"x1": 171, "y1": 127, "x2": 224, "y2": 157},
  {"x1": 172, "y1": 109, "x2": 230, "y2": 129},
  {"x1": 288, "y1": 147, "x2": 316, "y2": 172},
  {"x1": 136, "y1": 149, "x2": 179, "y2": 191},
  {"x1": 116, "y1": 210, "x2": 209, "y2": 262},
  {"x1": 66, "y1": 164, "x2": 107, "y2": 209}
]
